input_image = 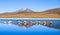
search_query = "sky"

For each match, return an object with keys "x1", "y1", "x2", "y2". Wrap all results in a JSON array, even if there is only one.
[{"x1": 0, "y1": 0, "x2": 60, "y2": 13}]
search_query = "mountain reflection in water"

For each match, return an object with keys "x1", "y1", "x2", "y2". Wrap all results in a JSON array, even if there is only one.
[
  {"x1": 0, "y1": 19, "x2": 60, "y2": 35},
  {"x1": 1, "y1": 20, "x2": 60, "y2": 29}
]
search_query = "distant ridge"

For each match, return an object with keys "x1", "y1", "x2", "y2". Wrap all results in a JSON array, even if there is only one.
[{"x1": 43, "y1": 8, "x2": 60, "y2": 14}]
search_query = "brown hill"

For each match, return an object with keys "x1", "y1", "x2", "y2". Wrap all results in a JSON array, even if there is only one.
[
  {"x1": 43, "y1": 8, "x2": 60, "y2": 14},
  {"x1": 0, "y1": 8, "x2": 60, "y2": 18}
]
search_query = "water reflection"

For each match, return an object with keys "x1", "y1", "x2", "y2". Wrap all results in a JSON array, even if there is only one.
[{"x1": 1, "y1": 20, "x2": 60, "y2": 29}]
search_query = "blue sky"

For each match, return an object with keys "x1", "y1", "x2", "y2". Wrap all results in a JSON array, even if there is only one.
[{"x1": 0, "y1": 0, "x2": 60, "y2": 13}]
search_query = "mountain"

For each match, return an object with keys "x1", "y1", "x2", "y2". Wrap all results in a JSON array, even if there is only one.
[
  {"x1": 14, "y1": 8, "x2": 34, "y2": 13},
  {"x1": 0, "y1": 8, "x2": 60, "y2": 18},
  {"x1": 0, "y1": 8, "x2": 34, "y2": 14},
  {"x1": 43, "y1": 8, "x2": 60, "y2": 14}
]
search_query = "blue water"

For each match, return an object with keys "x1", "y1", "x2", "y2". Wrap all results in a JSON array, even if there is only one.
[{"x1": 0, "y1": 19, "x2": 60, "y2": 35}]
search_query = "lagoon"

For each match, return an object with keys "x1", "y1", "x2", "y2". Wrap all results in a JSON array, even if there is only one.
[{"x1": 0, "y1": 18, "x2": 60, "y2": 35}]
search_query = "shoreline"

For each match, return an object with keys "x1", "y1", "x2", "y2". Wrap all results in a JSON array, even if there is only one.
[{"x1": 0, "y1": 18, "x2": 60, "y2": 20}]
